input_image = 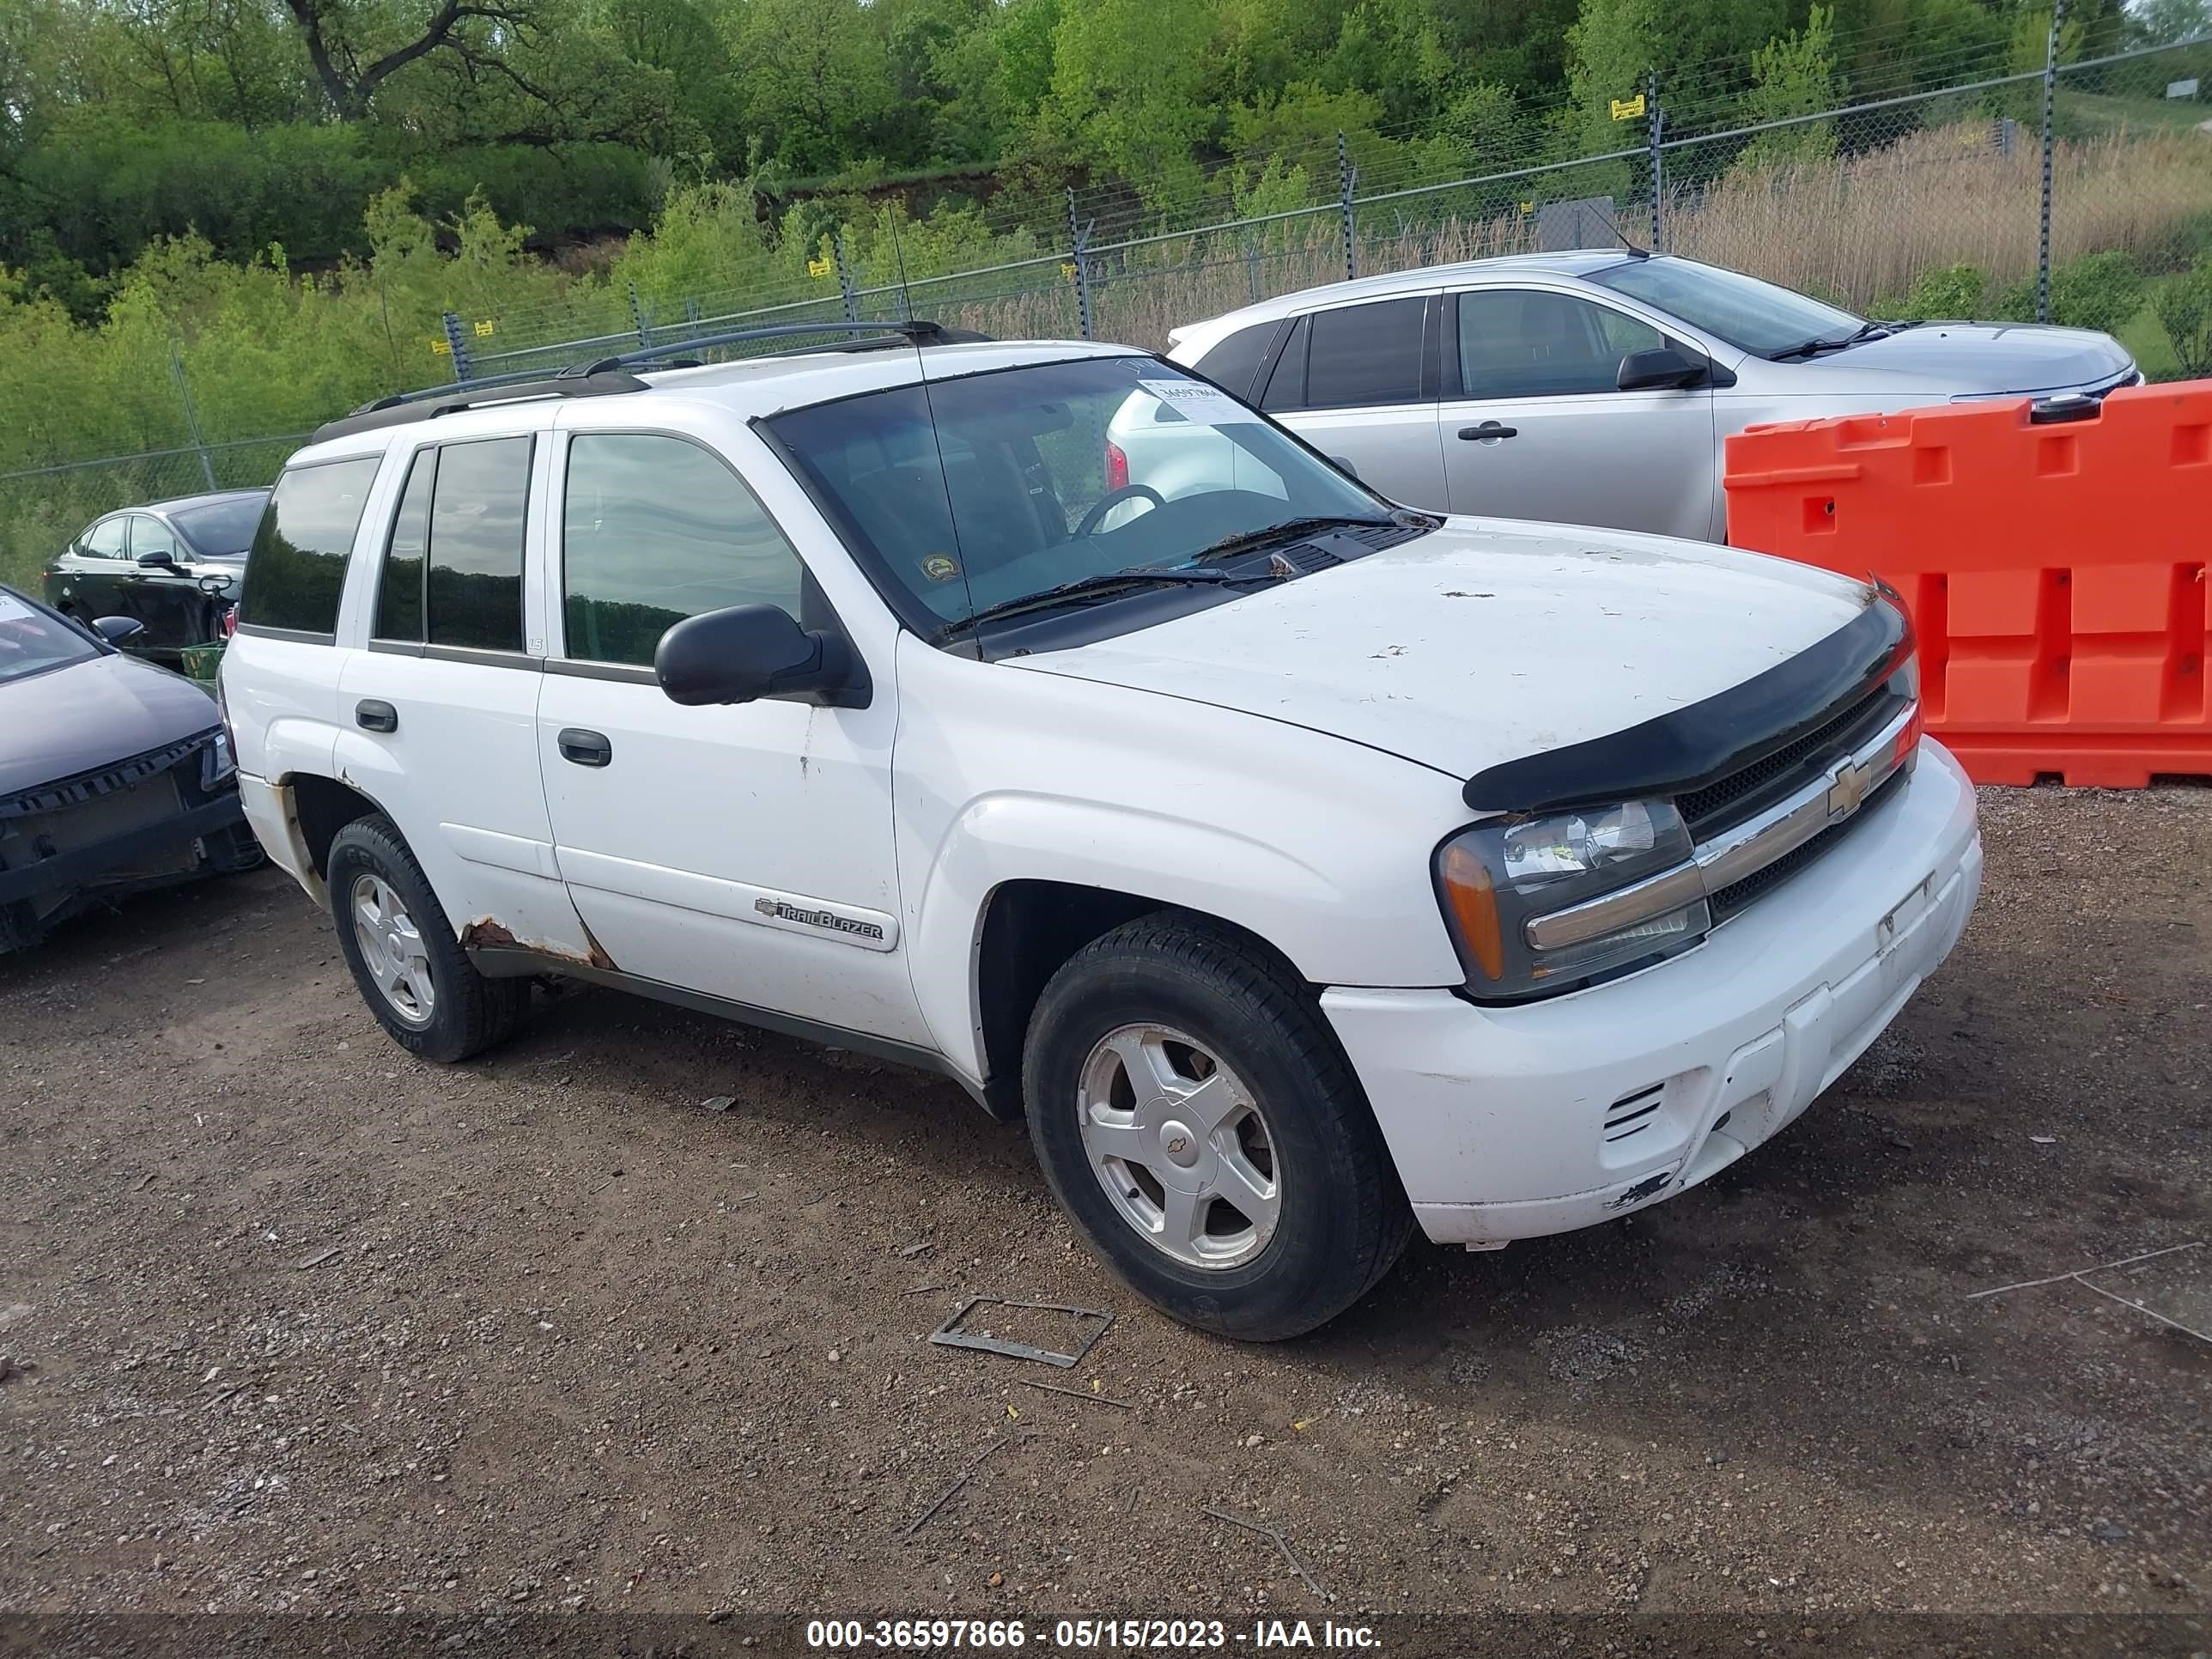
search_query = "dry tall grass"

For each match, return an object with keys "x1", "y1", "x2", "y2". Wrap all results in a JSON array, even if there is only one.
[{"x1": 937, "y1": 122, "x2": 2212, "y2": 350}]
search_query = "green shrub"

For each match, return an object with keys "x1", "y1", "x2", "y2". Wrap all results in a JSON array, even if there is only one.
[
  {"x1": 2047, "y1": 251, "x2": 2146, "y2": 336},
  {"x1": 1897, "y1": 263, "x2": 1986, "y2": 319},
  {"x1": 2151, "y1": 258, "x2": 2212, "y2": 379}
]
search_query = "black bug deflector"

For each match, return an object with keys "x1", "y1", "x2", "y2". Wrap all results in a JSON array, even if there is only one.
[{"x1": 1462, "y1": 592, "x2": 1913, "y2": 816}]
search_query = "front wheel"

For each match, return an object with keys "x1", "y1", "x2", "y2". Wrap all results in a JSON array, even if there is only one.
[
  {"x1": 327, "y1": 814, "x2": 529, "y2": 1062},
  {"x1": 1023, "y1": 914, "x2": 1411, "y2": 1340}
]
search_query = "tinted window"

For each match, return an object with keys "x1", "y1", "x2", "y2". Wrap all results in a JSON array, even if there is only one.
[
  {"x1": 1458, "y1": 289, "x2": 1663, "y2": 398},
  {"x1": 1260, "y1": 316, "x2": 1307, "y2": 410},
  {"x1": 1304, "y1": 297, "x2": 1427, "y2": 410},
  {"x1": 131, "y1": 515, "x2": 178, "y2": 560},
  {"x1": 81, "y1": 519, "x2": 129, "y2": 560},
  {"x1": 374, "y1": 449, "x2": 434, "y2": 642},
  {"x1": 1190, "y1": 321, "x2": 1280, "y2": 401},
  {"x1": 562, "y1": 434, "x2": 807, "y2": 666},
  {"x1": 426, "y1": 436, "x2": 531, "y2": 653},
  {"x1": 240, "y1": 457, "x2": 380, "y2": 635},
  {"x1": 170, "y1": 496, "x2": 267, "y2": 557}
]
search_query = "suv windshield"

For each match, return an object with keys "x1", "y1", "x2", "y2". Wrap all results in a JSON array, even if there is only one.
[
  {"x1": 171, "y1": 495, "x2": 269, "y2": 558},
  {"x1": 0, "y1": 589, "x2": 100, "y2": 684},
  {"x1": 767, "y1": 356, "x2": 1395, "y2": 641},
  {"x1": 1589, "y1": 258, "x2": 1864, "y2": 357}
]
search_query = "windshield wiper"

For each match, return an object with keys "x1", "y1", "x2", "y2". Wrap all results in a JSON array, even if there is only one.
[
  {"x1": 1771, "y1": 320, "x2": 1891, "y2": 361},
  {"x1": 937, "y1": 566, "x2": 1259, "y2": 639},
  {"x1": 1188, "y1": 514, "x2": 1394, "y2": 564}
]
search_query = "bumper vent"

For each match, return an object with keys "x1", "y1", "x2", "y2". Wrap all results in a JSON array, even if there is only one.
[{"x1": 1604, "y1": 1084, "x2": 1666, "y2": 1145}]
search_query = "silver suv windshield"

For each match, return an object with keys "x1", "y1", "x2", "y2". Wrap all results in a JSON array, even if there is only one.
[
  {"x1": 1589, "y1": 258, "x2": 1864, "y2": 357},
  {"x1": 767, "y1": 355, "x2": 1395, "y2": 641}
]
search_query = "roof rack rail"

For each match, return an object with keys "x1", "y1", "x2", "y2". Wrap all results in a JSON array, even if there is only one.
[
  {"x1": 310, "y1": 318, "x2": 991, "y2": 447},
  {"x1": 568, "y1": 317, "x2": 989, "y2": 377}
]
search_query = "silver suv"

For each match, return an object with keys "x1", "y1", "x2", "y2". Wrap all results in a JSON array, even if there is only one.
[{"x1": 1158, "y1": 252, "x2": 2137, "y2": 541}]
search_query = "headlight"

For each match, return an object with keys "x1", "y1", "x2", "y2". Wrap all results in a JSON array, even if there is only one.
[
  {"x1": 201, "y1": 730, "x2": 237, "y2": 787},
  {"x1": 1436, "y1": 799, "x2": 1709, "y2": 1002}
]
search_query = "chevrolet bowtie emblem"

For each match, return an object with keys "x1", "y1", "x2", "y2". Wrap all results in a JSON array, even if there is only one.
[{"x1": 1826, "y1": 757, "x2": 1874, "y2": 819}]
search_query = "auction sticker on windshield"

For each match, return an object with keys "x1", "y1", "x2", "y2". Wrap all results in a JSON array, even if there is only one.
[{"x1": 1140, "y1": 380, "x2": 1260, "y2": 424}]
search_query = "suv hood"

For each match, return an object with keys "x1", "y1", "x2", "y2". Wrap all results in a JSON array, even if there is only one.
[
  {"x1": 1820, "y1": 321, "x2": 2132, "y2": 393},
  {"x1": 0, "y1": 651, "x2": 220, "y2": 800},
  {"x1": 1010, "y1": 520, "x2": 1870, "y2": 783}
]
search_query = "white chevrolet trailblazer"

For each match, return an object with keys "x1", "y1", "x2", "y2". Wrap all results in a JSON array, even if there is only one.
[{"x1": 220, "y1": 325, "x2": 1982, "y2": 1340}]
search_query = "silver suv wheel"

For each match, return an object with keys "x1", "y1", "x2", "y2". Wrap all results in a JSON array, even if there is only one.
[
  {"x1": 349, "y1": 872, "x2": 435, "y2": 1027},
  {"x1": 1077, "y1": 1023, "x2": 1280, "y2": 1269}
]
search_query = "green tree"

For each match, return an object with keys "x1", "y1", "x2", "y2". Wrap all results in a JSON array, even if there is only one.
[
  {"x1": 1049, "y1": 0, "x2": 1215, "y2": 212},
  {"x1": 1735, "y1": 4, "x2": 1840, "y2": 171}
]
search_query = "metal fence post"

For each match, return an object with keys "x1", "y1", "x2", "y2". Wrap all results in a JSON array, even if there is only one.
[
  {"x1": 1244, "y1": 236, "x2": 1261, "y2": 306},
  {"x1": 441, "y1": 311, "x2": 472, "y2": 382},
  {"x1": 169, "y1": 343, "x2": 217, "y2": 492},
  {"x1": 834, "y1": 231, "x2": 860, "y2": 325},
  {"x1": 1337, "y1": 131, "x2": 1358, "y2": 281},
  {"x1": 1067, "y1": 190, "x2": 1094, "y2": 342},
  {"x1": 627, "y1": 283, "x2": 652, "y2": 349},
  {"x1": 2037, "y1": 0, "x2": 2065, "y2": 323},
  {"x1": 1647, "y1": 70, "x2": 1665, "y2": 252},
  {"x1": 684, "y1": 297, "x2": 701, "y2": 340}
]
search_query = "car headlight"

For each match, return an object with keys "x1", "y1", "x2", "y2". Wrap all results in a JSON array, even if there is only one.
[
  {"x1": 1435, "y1": 799, "x2": 1709, "y2": 1002},
  {"x1": 201, "y1": 730, "x2": 237, "y2": 787}
]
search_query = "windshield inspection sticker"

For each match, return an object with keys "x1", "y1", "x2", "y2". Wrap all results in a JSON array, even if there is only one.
[
  {"x1": 1139, "y1": 379, "x2": 1261, "y2": 426},
  {"x1": 921, "y1": 554, "x2": 963, "y2": 583}
]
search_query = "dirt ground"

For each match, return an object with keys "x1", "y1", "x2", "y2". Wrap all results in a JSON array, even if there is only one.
[{"x1": 2, "y1": 785, "x2": 2208, "y2": 1652}]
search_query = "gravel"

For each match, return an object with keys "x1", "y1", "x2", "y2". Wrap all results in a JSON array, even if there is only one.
[{"x1": 0, "y1": 784, "x2": 2206, "y2": 1636}]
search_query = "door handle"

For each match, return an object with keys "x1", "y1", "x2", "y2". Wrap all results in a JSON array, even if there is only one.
[
  {"x1": 1457, "y1": 422, "x2": 1519, "y2": 441},
  {"x1": 355, "y1": 699, "x2": 398, "y2": 733},
  {"x1": 557, "y1": 727, "x2": 612, "y2": 768}
]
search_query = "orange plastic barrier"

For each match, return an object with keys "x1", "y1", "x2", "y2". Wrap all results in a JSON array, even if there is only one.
[{"x1": 1724, "y1": 381, "x2": 2212, "y2": 788}]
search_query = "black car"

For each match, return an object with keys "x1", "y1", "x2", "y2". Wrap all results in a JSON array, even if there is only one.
[
  {"x1": 41, "y1": 488, "x2": 270, "y2": 666},
  {"x1": 0, "y1": 583, "x2": 260, "y2": 953}
]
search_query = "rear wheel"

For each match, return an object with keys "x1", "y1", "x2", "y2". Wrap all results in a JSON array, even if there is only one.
[
  {"x1": 327, "y1": 814, "x2": 528, "y2": 1062},
  {"x1": 1023, "y1": 913, "x2": 1411, "y2": 1340}
]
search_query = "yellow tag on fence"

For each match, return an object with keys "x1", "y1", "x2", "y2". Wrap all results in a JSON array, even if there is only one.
[
  {"x1": 1611, "y1": 93, "x2": 1647, "y2": 121},
  {"x1": 430, "y1": 338, "x2": 452, "y2": 356},
  {"x1": 473, "y1": 319, "x2": 495, "y2": 337},
  {"x1": 807, "y1": 256, "x2": 834, "y2": 278}
]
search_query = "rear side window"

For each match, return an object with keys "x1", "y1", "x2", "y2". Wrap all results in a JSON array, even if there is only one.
[
  {"x1": 562, "y1": 433, "x2": 807, "y2": 667},
  {"x1": 240, "y1": 456, "x2": 380, "y2": 636},
  {"x1": 1188, "y1": 321, "x2": 1280, "y2": 401},
  {"x1": 1260, "y1": 316, "x2": 1308, "y2": 410},
  {"x1": 373, "y1": 449, "x2": 434, "y2": 643},
  {"x1": 80, "y1": 519, "x2": 129, "y2": 560},
  {"x1": 426, "y1": 436, "x2": 532, "y2": 653},
  {"x1": 1304, "y1": 297, "x2": 1427, "y2": 410}
]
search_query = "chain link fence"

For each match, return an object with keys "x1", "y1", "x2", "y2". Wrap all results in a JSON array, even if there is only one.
[{"x1": 5, "y1": 35, "x2": 2207, "y2": 588}]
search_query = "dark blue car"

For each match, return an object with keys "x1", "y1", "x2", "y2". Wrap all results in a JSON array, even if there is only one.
[{"x1": 0, "y1": 583, "x2": 259, "y2": 952}]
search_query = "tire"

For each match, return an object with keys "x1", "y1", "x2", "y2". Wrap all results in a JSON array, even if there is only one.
[
  {"x1": 326, "y1": 813, "x2": 529, "y2": 1063},
  {"x1": 1023, "y1": 912, "x2": 1412, "y2": 1341}
]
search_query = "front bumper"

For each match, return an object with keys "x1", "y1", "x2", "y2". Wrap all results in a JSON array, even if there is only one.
[{"x1": 1324, "y1": 742, "x2": 1982, "y2": 1245}]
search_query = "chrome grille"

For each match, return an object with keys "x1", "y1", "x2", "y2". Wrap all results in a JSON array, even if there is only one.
[
  {"x1": 1678, "y1": 685, "x2": 1899, "y2": 837},
  {"x1": 1706, "y1": 769, "x2": 1907, "y2": 921}
]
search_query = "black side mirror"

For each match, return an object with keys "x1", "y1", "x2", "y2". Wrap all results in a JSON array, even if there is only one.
[
  {"x1": 92, "y1": 615, "x2": 148, "y2": 645},
  {"x1": 655, "y1": 604, "x2": 866, "y2": 708},
  {"x1": 1327, "y1": 454, "x2": 1362, "y2": 480},
  {"x1": 137, "y1": 549, "x2": 179, "y2": 571},
  {"x1": 1617, "y1": 346, "x2": 1709, "y2": 392}
]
